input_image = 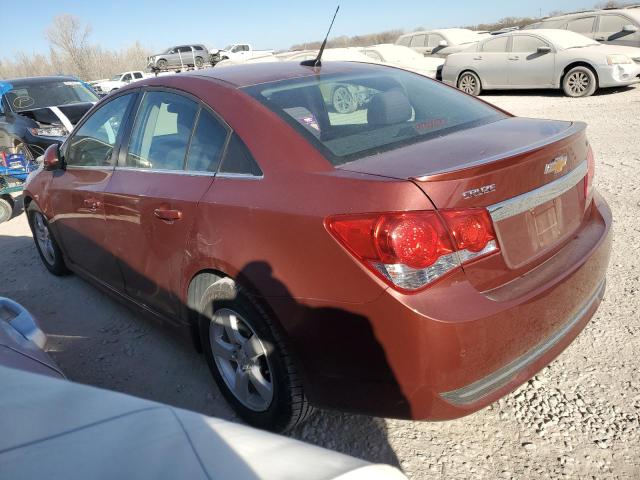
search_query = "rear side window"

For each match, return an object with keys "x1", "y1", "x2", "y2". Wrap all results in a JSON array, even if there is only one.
[
  {"x1": 219, "y1": 134, "x2": 263, "y2": 176},
  {"x1": 567, "y1": 17, "x2": 595, "y2": 34},
  {"x1": 410, "y1": 34, "x2": 426, "y2": 47},
  {"x1": 245, "y1": 69, "x2": 505, "y2": 165},
  {"x1": 185, "y1": 109, "x2": 228, "y2": 173},
  {"x1": 482, "y1": 37, "x2": 508, "y2": 52},
  {"x1": 126, "y1": 91, "x2": 198, "y2": 170}
]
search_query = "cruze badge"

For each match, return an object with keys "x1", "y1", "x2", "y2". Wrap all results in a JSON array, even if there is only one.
[
  {"x1": 463, "y1": 184, "x2": 496, "y2": 199},
  {"x1": 544, "y1": 155, "x2": 568, "y2": 175}
]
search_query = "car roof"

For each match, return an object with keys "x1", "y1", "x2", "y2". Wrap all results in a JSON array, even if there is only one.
[
  {"x1": 541, "y1": 8, "x2": 640, "y2": 21},
  {"x1": 1, "y1": 75, "x2": 80, "y2": 85},
  {"x1": 183, "y1": 61, "x2": 389, "y2": 88}
]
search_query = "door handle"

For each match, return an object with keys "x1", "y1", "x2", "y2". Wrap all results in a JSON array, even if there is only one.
[
  {"x1": 154, "y1": 208, "x2": 182, "y2": 221},
  {"x1": 473, "y1": 56, "x2": 483, "y2": 60},
  {"x1": 83, "y1": 198, "x2": 101, "y2": 211},
  {"x1": 508, "y1": 56, "x2": 520, "y2": 61}
]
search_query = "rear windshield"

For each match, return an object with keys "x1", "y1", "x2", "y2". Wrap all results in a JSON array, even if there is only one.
[
  {"x1": 244, "y1": 68, "x2": 505, "y2": 165},
  {"x1": 4, "y1": 79, "x2": 98, "y2": 112}
]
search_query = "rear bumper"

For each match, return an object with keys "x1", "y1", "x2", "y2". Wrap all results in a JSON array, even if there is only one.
[{"x1": 271, "y1": 192, "x2": 612, "y2": 419}]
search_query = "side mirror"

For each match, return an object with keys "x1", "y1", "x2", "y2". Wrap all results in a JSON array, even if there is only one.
[
  {"x1": 43, "y1": 144, "x2": 63, "y2": 171},
  {"x1": 537, "y1": 46, "x2": 552, "y2": 54},
  {"x1": 623, "y1": 24, "x2": 639, "y2": 33},
  {"x1": 438, "y1": 40, "x2": 449, "y2": 47}
]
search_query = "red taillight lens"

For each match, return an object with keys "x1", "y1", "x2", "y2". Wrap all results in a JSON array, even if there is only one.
[
  {"x1": 585, "y1": 144, "x2": 595, "y2": 203},
  {"x1": 0, "y1": 152, "x2": 6, "y2": 167},
  {"x1": 326, "y1": 209, "x2": 499, "y2": 292}
]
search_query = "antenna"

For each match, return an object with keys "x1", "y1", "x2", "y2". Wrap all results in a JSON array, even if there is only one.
[{"x1": 301, "y1": 5, "x2": 340, "y2": 68}]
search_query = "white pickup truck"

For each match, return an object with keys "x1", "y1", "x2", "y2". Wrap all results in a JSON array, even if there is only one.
[
  {"x1": 211, "y1": 44, "x2": 274, "y2": 63},
  {"x1": 91, "y1": 71, "x2": 151, "y2": 94}
]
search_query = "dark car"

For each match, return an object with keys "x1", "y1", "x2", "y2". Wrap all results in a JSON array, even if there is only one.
[
  {"x1": 0, "y1": 76, "x2": 98, "y2": 160},
  {"x1": 25, "y1": 62, "x2": 610, "y2": 432}
]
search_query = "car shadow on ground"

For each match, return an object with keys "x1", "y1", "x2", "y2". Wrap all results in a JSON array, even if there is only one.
[
  {"x1": 0, "y1": 227, "x2": 402, "y2": 468},
  {"x1": 482, "y1": 85, "x2": 637, "y2": 98}
]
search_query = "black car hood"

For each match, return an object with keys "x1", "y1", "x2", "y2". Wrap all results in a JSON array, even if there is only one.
[{"x1": 18, "y1": 102, "x2": 94, "y2": 126}]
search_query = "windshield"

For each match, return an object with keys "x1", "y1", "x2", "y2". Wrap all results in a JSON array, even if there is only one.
[
  {"x1": 224, "y1": 45, "x2": 234, "y2": 51},
  {"x1": 5, "y1": 79, "x2": 98, "y2": 112},
  {"x1": 445, "y1": 29, "x2": 483, "y2": 45},
  {"x1": 245, "y1": 68, "x2": 505, "y2": 165},
  {"x1": 110, "y1": 74, "x2": 121, "y2": 81},
  {"x1": 542, "y1": 30, "x2": 600, "y2": 49}
]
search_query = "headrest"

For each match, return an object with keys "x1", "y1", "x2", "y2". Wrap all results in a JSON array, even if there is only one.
[{"x1": 367, "y1": 88, "x2": 412, "y2": 126}]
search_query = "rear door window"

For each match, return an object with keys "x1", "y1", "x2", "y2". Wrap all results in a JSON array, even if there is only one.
[
  {"x1": 219, "y1": 134, "x2": 263, "y2": 176},
  {"x1": 567, "y1": 17, "x2": 596, "y2": 34},
  {"x1": 185, "y1": 109, "x2": 228, "y2": 173},
  {"x1": 126, "y1": 91, "x2": 198, "y2": 170},
  {"x1": 410, "y1": 34, "x2": 426, "y2": 47},
  {"x1": 482, "y1": 37, "x2": 509, "y2": 52}
]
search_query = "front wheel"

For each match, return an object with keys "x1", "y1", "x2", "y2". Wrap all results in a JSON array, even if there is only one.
[
  {"x1": 458, "y1": 71, "x2": 482, "y2": 96},
  {"x1": 195, "y1": 56, "x2": 204, "y2": 68},
  {"x1": 156, "y1": 59, "x2": 168, "y2": 70},
  {"x1": 27, "y1": 206, "x2": 69, "y2": 276},
  {"x1": 0, "y1": 196, "x2": 13, "y2": 224},
  {"x1": 563, "y1": 66, "x2": 597, "y2": 97},
  {"x1": 195, "y1": 275, "x2": 313, "y2": 432}
]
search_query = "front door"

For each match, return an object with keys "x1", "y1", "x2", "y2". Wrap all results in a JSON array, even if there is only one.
[
  {"x1": 105, "y1": 89, "x2": 229, "y2": 320},
  {"x1": 508, "y1": 35, "x2": 555, "y2": 87},
  {"x1": 48, "y1": 92, "x2": 136, "y2": 288}
]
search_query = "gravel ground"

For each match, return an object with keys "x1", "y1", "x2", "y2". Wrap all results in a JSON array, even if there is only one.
[{"x1": 1, "y1": 85, "x2": 639, "y2": 479}]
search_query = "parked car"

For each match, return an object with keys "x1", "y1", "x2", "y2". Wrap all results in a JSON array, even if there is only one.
[
  {"x1": 0, "y1": 76, "x2": 98, "y2": 160},
  {"x1": 0, "y1": 366, "x2": 405, "y2": 480},
  {"x1": 525, "y1": 7, "x2": 640, "y2": 48},
  {"x1": 212, "y1": 44, "x2": 275, "y2": 63},
  {"x1": 359, "y1": 44, "x2": 445, "y2": 78},
  {"x1": 92, "y1": 71, "x2": 150, "y2": 95},
  {"x1": 24, "y1": 61, "x2": 611, "y2": 432},
  {"x1": 147, "y1": 44, "x2": 209, "y2": 70},
  {"x1": 396, "y1": 29, "x2": 485, "y2": 57},
  {"x1": 442, "y1": 29, "x2": 640, "y2": 97},
  {"x1": 0, "y1": 152, "x2": 38, "y2": 223},
  {"x1": 0, "y1": 297, "x2": 63, "y2": 378}
]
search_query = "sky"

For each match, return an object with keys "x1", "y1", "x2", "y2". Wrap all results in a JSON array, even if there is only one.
[{"x1": 2, "y1": 0, "x2": 592, "y2": 56}]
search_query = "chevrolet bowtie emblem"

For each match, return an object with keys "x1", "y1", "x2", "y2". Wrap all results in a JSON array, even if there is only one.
[{"x1": 544, "y1": 155, "x2": 568, "y2": 175}]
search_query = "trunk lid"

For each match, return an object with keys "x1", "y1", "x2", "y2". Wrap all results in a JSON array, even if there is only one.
[{"x1": 338, "y1": 117, "x2": 590, "y2": 289}]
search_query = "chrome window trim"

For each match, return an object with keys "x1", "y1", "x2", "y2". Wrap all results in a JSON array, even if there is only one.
[
  {"x1": 487, "y1": 160, "x2": 587, "y2": 222},
  {"x1": 216, "y1": 172, "x2": 264, "y2": 180},
  {"x1": 115, "y1": 166, "x2": 217, "y2": 177},
  {"x1": 440, "y1": 279, "x2": 606, "y2": 406},
  {"x1": 66, "y1": 165, "x2": 114, "y2": 171}
]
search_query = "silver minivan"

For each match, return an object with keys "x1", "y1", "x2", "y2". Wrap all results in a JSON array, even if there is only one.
[
  {"x1": 147, "y1": 44, "x2": 209, "y2": 70},
  {"x1": 526, "y1": 7, "x2": 640, "y2": 48}
]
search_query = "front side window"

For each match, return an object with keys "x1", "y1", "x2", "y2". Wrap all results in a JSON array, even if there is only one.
[
  {"x1": 122, "y1": 74, "x2": 132, "y2": 82},
  {"x1": 133, "y1": 72, "x2": 143, "y2": 79},
  {"x1": 567, "y1": 17, "x2": 595, "y2": 34},
  {"x1": 126, "y1": 91, "x2": 198, "y2": 170},
  {"x1": 246, "y1": 68, "x2": 505, "y2": 165},
  {"x1": 511, "y1": 35, "x2": 549, "y2": 53},
  {"x1": 599, "y1": 15, "x2": 630, "y2": 34},
  {"x1": 482, "y1": 36, "x2": 508, "y2": 52},
  {"x1": 66, "y1": 94, "x2": 134, "y2": 167},
  {"x1": 428, "y1": 34, "x2": 445, "y2": 48},
  {"x1": 185, "y1": 109, "x2": 228, "y2": 172}
]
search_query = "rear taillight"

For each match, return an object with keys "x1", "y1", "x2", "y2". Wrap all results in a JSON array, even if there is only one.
[
  {"x1": 0, "y1": 152, "x2": 6, "y2": 167},
  {"x1": 326, "y1": 209, "x2": 499, "y2": 292},
  {"x1": 585, "y1": 144, "x2": 595, "y2": 205}
]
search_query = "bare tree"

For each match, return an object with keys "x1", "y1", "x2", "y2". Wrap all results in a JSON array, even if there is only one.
[{"x1": 45, "y1": 14, "x2": 92, "y2": 79}]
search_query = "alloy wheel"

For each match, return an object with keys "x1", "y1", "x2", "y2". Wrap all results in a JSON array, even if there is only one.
[
  {"x1": 459, "y1": 74, "x2": 478, "y2": 95},
  {"x1": 33, "y1": 212, "x2": 56, "y2": 266},
  {"x1": 333, "y1": 86, "x2": 356, "y2": 114},
  {"x1": 209, "y1": 308, "x2": 274, "y2": 412},
  {"x1": 567, "y1": 71, "x2": 590, "y2": 96}
]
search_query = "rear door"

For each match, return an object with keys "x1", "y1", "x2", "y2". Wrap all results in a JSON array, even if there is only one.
[
  {"x1": 410, "y1": 34, "x2": 428, "y2": 55},
  {"x1": 474, "y1": 36, "x2": 510, "y2": 88},
  {"x1": 508, "y1": 34, "x2": 556, "y2": 87},
  {"x1": 47, "y1": 92, "x2": 137, "y2": 288},
  {"x1": 104, "y1": 89, "x2": 229, "y2": 320},
  {"x1": 596, "y1": 14, "x2": 640, "y2": 47}
]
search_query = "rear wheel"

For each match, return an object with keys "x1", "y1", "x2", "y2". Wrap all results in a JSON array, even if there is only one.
[
  {"x1": 156, "y1": 58, "x2": 168, "y2": 70},
  {"x1": 562, "y1": 66, "x2": 597, "y2": 97},
  {"x1": 195, "y1": 275, "x2": 313, "y2": 432},
  {"x1": 27, "y1": 206, "x2": 69, "y2": 276},
  {"x1": 0, "y1": 196, "x2": 13, "y2": 224},
  {"x1": 458, "y1": 71, "x2": 482, "y2": 96}
]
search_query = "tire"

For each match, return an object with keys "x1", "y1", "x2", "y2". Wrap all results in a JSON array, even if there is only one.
[
  {"x1": 156, "y1": 59, "x2": 168, "y2": 70},
  {"x1": 195, "y1": 56, "x2": 204, "y2": 68},
  {"x1": 332, "y1": 85, "x2": 358, "y2": 114},
  {"x1": 458, "y1": 71, "x2": 482, "y2": 96},
  {"x1": 562, "y1": 66, "x2": 597, "y2": 98},
  {"x1": 0, "y1": 196, "x2": 13, "y2": 224},
  {"x1": 194, "y1": 275, "x2": 313, "y2": 432},
  {"x1": 27, "y1": 205, "x2": 69, "y2": 276}
]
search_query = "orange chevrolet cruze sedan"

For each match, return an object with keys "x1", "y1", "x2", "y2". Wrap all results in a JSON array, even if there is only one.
[{"x1": 24, "y1": 62, "x2": 611, "y2": 431}]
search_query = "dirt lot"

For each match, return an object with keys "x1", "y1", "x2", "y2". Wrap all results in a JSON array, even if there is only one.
[{"x1": 1, "y1": 85, "x2": 639, "y2": 479}]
